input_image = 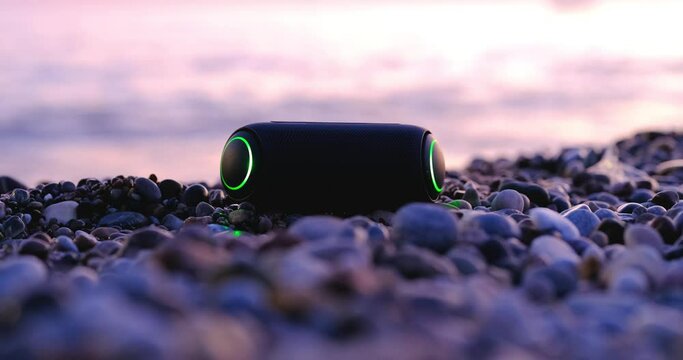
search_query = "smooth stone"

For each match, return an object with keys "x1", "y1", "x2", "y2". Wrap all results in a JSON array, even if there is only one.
[
  {"x1": 55, "y1": 235, "x2": 79, "y2": 253},
  {"x1": 288, "y1": 216, "x2": 349, "y2": 242},
  {"x1": 124, "y1": 227, "x2": 173, "y2": 257},
  {"x1": 195, "y1": 201, "x2": 215, "y2": 217},
  {"x1": 11, "y1": 188, "x2": 30, "y2": 204},
  {"x1": 563, "y1": 206, "x2": 601, "y2": 237},
  {"x1": 18, "y1": 239, "x2": 49, "y2": 260},
  {"x1": 491, "y1": 189, "x2": 525, "y2": 212},
  {"x1": 459, "y1": 212, "x2": 521, "y2": 241},
  {"x1": 2, "y1": 215, "x2": 25, "y2": 239},
  {"x1": 623, "y1": 224, "x2": 665, "y2": 252},
  {"x1": 499, "y1": 181, "x2": 550, "y2": 206},
  {"x1": 609, "y1": 267, "x2": 650, "y2": 295},
  {"x1": 385, "y1": 246, "x2": 458, "y2": 279},
  {"x1": 159, "y1": 179, "x2": 183, "y2": 199},
  {"x1": 0, "y1": 201, "x2": 5, "y2": 218},
  {"x1": 392, "y1": 203, "x2": 458, "y2": 253},
  {"x1": 182, "y1": 184, "x2": 209, "y2": 207},
  {"x1": 647, "y1": 205, "x2": 667, "y2": 216},
  {"x1": 0, "y1": 176, "x2": 26, "y2": 194},
  {"x1": 60, "y1": 181, "x2": 76, "y2": 193},
  {"x1": 463, "y1": 186, "x2": 481, "y2": 207},
  {"x1": 629, "y1": 189, "x2": 655, "y2": 204},
  {"x1": 603, "y1": 246, "x2": 666, "y2": 287},
  {"x1": 161, "y1": 214, "x2": 184, "y2": 231},
  {"x1": 92, "y1": 240, "x2": 123, "y2": 257},
  {"x1": 43, "y1": 200, "x2": 79, "y2": 225},
  {"x1": 587, "y1": 192, "x2": 621, "y2": 206},
  {"x1": 650, "y1": 216, "x2": 679, "y2": 245},
  {"x1": 134, "y1": 177, "x2": 162, "y2": 203},
  {"x1": 675, "y1": 212, "x2": 683, "y2": 234},
  {"x1": 530, "y1": 235, "x2": 580, "y2": 264},
  {"x1": 73, "y1": 230, "x2": 99, "y2": 251},
  {"x1": 208, "y1": 189, "x2": 226, "y2": 207},
  {"x1": 651, "y1": 190, "x2": 679, "y2": 209},
  {"x1": 98, "y1": 211, "x2": 149, "y2": 229},
  {"x1": 617, "y1": 202, "x2": 647, "y2": 215},
  {"x1": 90, "y1": 227, "x2": 119, "y2": 240},
  {"x1": 228, "y1": 209, "x2": 254, "y2": 227},
  {"x1": 444, "y1": 199, "x2": 472, "y2": 210},
  {"x1": 529, "y1": 208, "x2": 581, "y2": 240},
  {"x1": 595, "y1": 208, "x2": 619, "y2": 220},
  {"x1": 0, "y1": 256, "x2": 47, "y2": 298}
]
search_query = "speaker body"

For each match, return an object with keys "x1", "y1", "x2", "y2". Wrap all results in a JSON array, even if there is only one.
[{"x1": 220, "y1": 122, "x2": 445, "y2": 213}]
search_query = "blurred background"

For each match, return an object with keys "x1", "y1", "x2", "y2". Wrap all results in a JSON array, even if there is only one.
[{"x1": 1, "y1": 0, "x2": 682, "y2": 186}]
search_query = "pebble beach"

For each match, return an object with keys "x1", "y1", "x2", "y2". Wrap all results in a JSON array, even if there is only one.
[{"x1": 2, "y1": 130, "x2": 683, "y2": 359}]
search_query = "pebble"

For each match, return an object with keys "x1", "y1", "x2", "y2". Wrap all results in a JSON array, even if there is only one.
[
  {"x1": 158, "y1": 179, "x2": 183, "y2": 199},
  {"x1": 73, "y1": 230, "x2": 99, "y2": 251},
  {"x1": 530, "y1": 235, "x2": 580, "y2": 264},
  {"x1": 134, "y1": 177, "x2": 162, "y2": 203},
  {"x1": 124, "y1": 227, "x2": 172, "y2": 256},
  {"x1": 18, "y1": 239, "x2": 50, "y2": 260},
  {"x1": 11, "y1": 188, "x2": 30, "y2": 204},
  {"x1": 651, "y1": 190, "x2": 679, "y2": 209},
  {"x1": 563, "y1": 206, "x2": 601, "y2": 237},
  {"x1": 161, "y1": 214, "x2": 184, "y2": 231},
  {"x1": 55, "y1": 235, "x2": 79, "y2": 253},
  {"x1": 529, "y1": 208, "x2": 581, "y2": 241},
  {"x1": 2, "y1": 215, "x2": 25, "y2": 239},
  {"x1": 195, "y1": 201, "x2": 215, "y2": 217},
  {"x1": 490, "y1": 189, "x2": 525, "y2": 212},
  {"x1": 182, "y1": 184, "x2": 209, "y2": 207},
  {"x1": 459, "y1": 212, "x2": 521, "y2": 241},
  {"x1": 391, "y1": 203, "x2": 458, "y2": 253},
  {"x1": 98, "y1": 211, "x2": 149, "y2": 229},
  {"x1": 43, "y1": 200, "x2": 79, "y2": 225},
  {"x1": 0, "y1": 256, "x2": 47, "y2": 298},
  {"x1": 623, "y1": 224, "x2": 665, "y2": 252},
  {"x1": 0, "y1": 201, "x2": 5, "y2": 218},
  {"x1": 499, "y1": 181, "x2": 550, "y2": 206}
]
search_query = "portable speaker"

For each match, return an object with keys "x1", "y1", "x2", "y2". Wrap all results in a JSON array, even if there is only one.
[{"x1": 219, "y1": 121, "x2": 445, "y2": 213}]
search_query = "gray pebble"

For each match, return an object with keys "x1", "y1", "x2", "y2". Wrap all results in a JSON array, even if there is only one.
[
  {"x1": 491, "y1": 189, "x2": 525, "y2": 212},
  {"x1": 392, "y1": 203, "x2": 458, "y2": 253}
]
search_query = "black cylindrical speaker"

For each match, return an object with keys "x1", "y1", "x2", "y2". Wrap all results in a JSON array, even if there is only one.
[{"x1": 220, "y1": 122, "x2": 445, "y2": 213}]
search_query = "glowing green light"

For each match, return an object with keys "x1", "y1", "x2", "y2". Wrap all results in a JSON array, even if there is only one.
[
  {"x1": 221, "y1": 136, "x2": 253, "y2": 191},
  {"x1": 429, "y1": 139, "x2": 443, "y2": 193},
  {"x1": 233, "y1": 230, "x2": 242, "y2": 237}
]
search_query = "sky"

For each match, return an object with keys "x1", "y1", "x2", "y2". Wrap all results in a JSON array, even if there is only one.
[{"x1": 1, "y1": 0, "x2": 682, "y2": 185}]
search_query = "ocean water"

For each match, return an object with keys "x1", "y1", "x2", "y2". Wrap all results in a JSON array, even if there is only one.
[{"x1": 1, "y1": 0, "x2": 682, "y2": 185}]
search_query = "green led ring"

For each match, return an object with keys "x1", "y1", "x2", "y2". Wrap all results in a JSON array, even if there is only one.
[
  {"x1": 221, "y1": 136, "x2": 253, "y2": 191},
  {"x1": 429, "y1": 139, "x2": 443, "y2": 193}
]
